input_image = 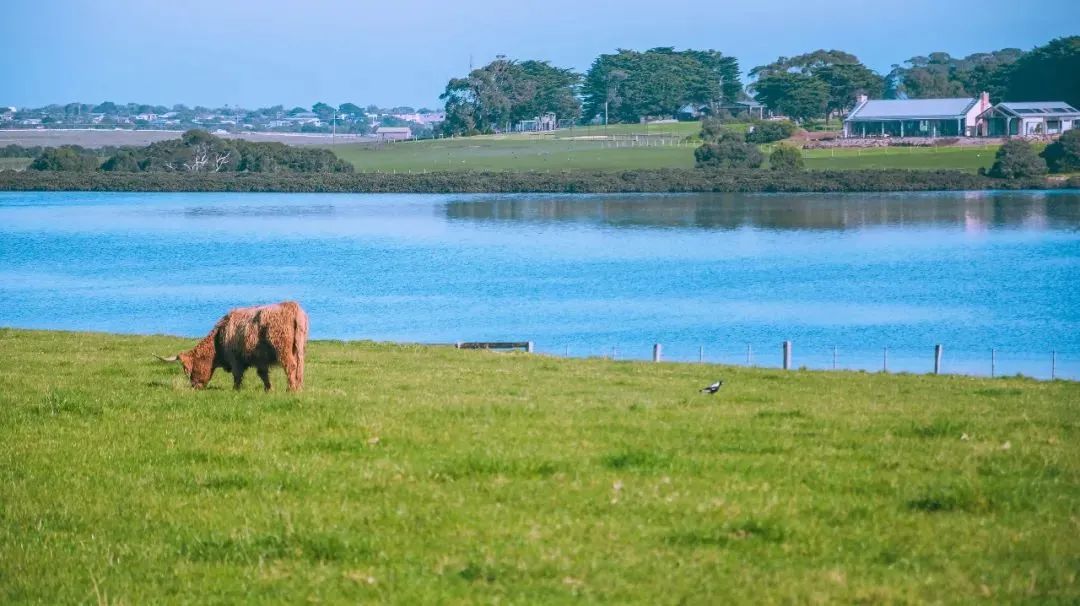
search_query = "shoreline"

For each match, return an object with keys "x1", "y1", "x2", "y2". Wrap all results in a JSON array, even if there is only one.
[
  {"x1": 1, "y1": 168, "x2": 1073, "y2": 194},
  {"x1": 3, "y1": 327, "x2": 1074, "y2": 383}
]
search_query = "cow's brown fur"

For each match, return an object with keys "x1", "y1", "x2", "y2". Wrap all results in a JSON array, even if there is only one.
[{"x1": 173, "y1": 301, "x2": 308, "y2": 391}]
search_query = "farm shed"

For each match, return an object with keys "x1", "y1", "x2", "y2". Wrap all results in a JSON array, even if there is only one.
[{"x1": 376, "y1": 126, "x2": 412, "y2": 142}]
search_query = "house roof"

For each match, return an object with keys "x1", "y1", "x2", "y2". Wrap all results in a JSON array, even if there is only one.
[
  {"x1": 376, "y1": 126, "x2": 411, "y2": 133},
  {"x1": 846, "y1": 98, "x2": 977, "y2": 122},
  {"x1": 989, "y1": 101, "x2": 1080, "y2": 118}
]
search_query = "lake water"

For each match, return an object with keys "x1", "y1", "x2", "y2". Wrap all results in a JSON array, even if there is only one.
[{"x1": 1, "y1": 190, "x2": 1078, "y2": 379}]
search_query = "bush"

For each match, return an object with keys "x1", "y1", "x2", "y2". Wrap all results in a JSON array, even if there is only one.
[
  {"x1": 699, "y1": 118, "x2": 733, "y2": 143},
  {"x1": 694, "y1": 132, "x2": 764, "y2": 169},
  {"x1": 769, "y1": 145, "x2": 804, "y2": 171},
  {"x1": 100, "y1": 150, "x2": 141, "y2": 172},
  {"x1": 745, "y1": 120, "x2": 796, "y2": 144},
  {"x1": 28, "y1": 146, "x2": 100, "y2": 172},
  {"x1": 987, "y1": 139, "x2": 1047, "y2": 179},
  {"x1": 1040, "y1": 129, "x2": 1080, "y2": 173},
  {"x1": 96, "y1": 129, "x2": 353, "y2": 174},
  {"x1": 0, "y1": 144, "x2": 44, "y2": 158}
]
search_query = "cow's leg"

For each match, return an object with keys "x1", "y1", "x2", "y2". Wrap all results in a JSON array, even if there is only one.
[
  {"x1": 284, "y1": 361, "x2": 299, "y2": 392},
  {"x1": 257, "y1": 366, "x2": 272, "y2": 392},
  {"x1": 232, "y1": 366, "x2": 246, "y2": 390}
]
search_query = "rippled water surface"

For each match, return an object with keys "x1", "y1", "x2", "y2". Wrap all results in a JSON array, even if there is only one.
[{"x1": 1, "y1": 190, "x2": 1077, "y2": 378}]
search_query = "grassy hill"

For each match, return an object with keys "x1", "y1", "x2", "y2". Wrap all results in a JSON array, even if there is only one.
[
  {"x1": 1, "y1": 328, "x2": 1077, "y2": 603},
  {"x1": 332, "y1": 123, "x2": 1000, "y2": 174}
]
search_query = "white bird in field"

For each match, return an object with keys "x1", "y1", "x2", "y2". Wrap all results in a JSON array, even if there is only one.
[{"x1": 700, "y1": 380, "x2": 724, "y2": 394}]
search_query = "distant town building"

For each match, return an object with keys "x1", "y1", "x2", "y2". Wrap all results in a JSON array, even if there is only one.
[
  {"x1": 843, "y1": 93, "x2": 992, "y2": 138},
  {"x1": 286, "y1": 112, "x2": 321, "y2": 126},
  {"x1": 376, "y1": 126, "x2": 412, "y2": 141},
  {"x1": 977, "y1": 101, "x2": 1080, "y2": 137},
  {"x1": 391, "y1": 111, "x2": 446, "y2": 125}
]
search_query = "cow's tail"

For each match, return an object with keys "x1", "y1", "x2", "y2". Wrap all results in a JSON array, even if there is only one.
[{"x1": 290, "y1": 302, "x2": 308, "y2": 390}]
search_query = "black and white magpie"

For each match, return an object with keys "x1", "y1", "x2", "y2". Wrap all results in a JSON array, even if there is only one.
[{"x1": 699, "y1": 380, "x2": 724, "y2": 394}]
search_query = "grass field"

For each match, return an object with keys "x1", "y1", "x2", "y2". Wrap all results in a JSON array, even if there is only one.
[
  {"x1": 801, "y1": 145, "x2": 999, "y2": 172},
  {"x1": 0, "y1": 158, "x2": 30, "y2": 171},
  {"x1": 2, "y1": 328, "x2": 1077, "y2": 603},
  {"x1": 332, "y1": 124, "x2": 1003, "y2": 174},
  {"x1": 334, "y1": 122, "x2": 702, "y2": 173}
]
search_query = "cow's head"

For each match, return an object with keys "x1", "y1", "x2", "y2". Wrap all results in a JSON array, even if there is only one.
[{"x1": 155, "y1": 348, "x2": 214, "y2": 389}]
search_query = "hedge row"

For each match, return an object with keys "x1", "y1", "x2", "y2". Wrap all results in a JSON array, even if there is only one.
[{"x1": 0, "y1": 169, "x2": 1072, "y2": 194}]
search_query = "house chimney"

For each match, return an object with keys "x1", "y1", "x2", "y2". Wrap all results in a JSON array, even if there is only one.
[
  {"x1": 856, "y1": 94, "x2": 868, "y2": 105},
  {"x1": 980, "y1": 91, "x2": 991, "y2": 109}
]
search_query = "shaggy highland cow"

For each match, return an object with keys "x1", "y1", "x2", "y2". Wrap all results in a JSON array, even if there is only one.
[{"x1": 157, "y1": 301, "x2": 308, "y2": 391}]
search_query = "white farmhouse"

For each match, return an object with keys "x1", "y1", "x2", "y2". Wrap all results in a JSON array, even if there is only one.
[
  {"x1": 843, "y1": 93, "x2": 992, "y2": 138},
  {"x1": 977, "y1": 102, "x2": 1080, "y2": 136}
]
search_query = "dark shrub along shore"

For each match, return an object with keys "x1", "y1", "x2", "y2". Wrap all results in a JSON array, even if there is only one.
[{"x1": 0, "y1": 169, "x2": 1073, "y2": 194}]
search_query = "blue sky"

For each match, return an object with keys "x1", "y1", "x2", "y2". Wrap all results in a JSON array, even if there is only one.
[{"x1": 0, "y1": 0, "x2": 1074, "y2": 109}]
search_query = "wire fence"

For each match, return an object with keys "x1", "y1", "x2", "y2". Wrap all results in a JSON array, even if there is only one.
[{"x1": 527, "y1": 342, "x2": 1078, "y2": 381}]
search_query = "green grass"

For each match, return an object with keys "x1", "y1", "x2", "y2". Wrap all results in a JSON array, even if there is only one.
[
  {"x1": 335, "y1": 137, "x2": 696, "y2": 172},
  {"x1": 333, "y1": 122, "x2": 1005, "y2": 173},
  {"x1": 335, "y1": 122, "x2": 703, "y2": 172},
  {"x1": 2, "y1": 328, "x2": 1078, "y2": 603},
  {"x1": 0, "y1": 158, "x2": 30, "y2": 171},
  {"x1": 800, "y1": 145, "x2": 1000, "y2": 172}
]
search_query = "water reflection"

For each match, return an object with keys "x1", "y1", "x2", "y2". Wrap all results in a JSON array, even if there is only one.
[
  {"x1": 181, "y1": 204, "x2": 336, "y2": 217},
  {"x1": 445, "y1": 192, "x2": 1080, "y2": 231}
]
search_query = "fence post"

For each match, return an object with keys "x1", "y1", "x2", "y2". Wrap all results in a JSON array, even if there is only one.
[
  {"x1": 612, "y1": 346, "x2": 617, "y2": 360},
  {"x1": 883, "y1": 347, "x2": 888, "y2": 372},
  {"x1": 783, "y1": 341, "x2": 792, "y2": 370},
  {"x1": 564, "y1": 344, "x2": 569, "y2": 357},
  {"x1": 1051, "y1": 350, "x2": 1056, "y2": 380},
  {"x1": 933, "y1": 344, "x2": 942, "y2": 375},
  {"x1": 832, "y1": 346, "x2": 837, "y2": 370},
  {"x1": 746, "y1": 343, "x2": 752, "y2": 365},
  {"x1": 991, "y1": 348, "x2": 996, "y2": 377},
  {"x1": 527, "y1": 341, "x2": 534, "y2": 354},
  {"x1": 698, "y1": 345, "x2": 703, "y2": 363},
  {"x1": 652, "y1": 343, "x2": 662, "y2": 363}
]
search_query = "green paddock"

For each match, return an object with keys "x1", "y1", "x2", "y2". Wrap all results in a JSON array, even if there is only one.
[{"x1": 1, "y1": 329, "x2": 1077, "y2": 604}]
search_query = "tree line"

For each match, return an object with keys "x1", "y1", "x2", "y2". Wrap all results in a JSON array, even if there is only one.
[
  {"x1": 26, "y1": 130, "x2": 353, "y2": 174},
  {"x1": 441, "y1": 48, "x2": 742, "y2": 136},
  {"x1": 439, "y1": 36, "x2": 1079, "y2": 135}
]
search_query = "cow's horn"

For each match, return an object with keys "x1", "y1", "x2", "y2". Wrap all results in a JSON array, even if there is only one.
[{"x1": 154, "y1": 354, "x2": 179, "y2": 362}]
